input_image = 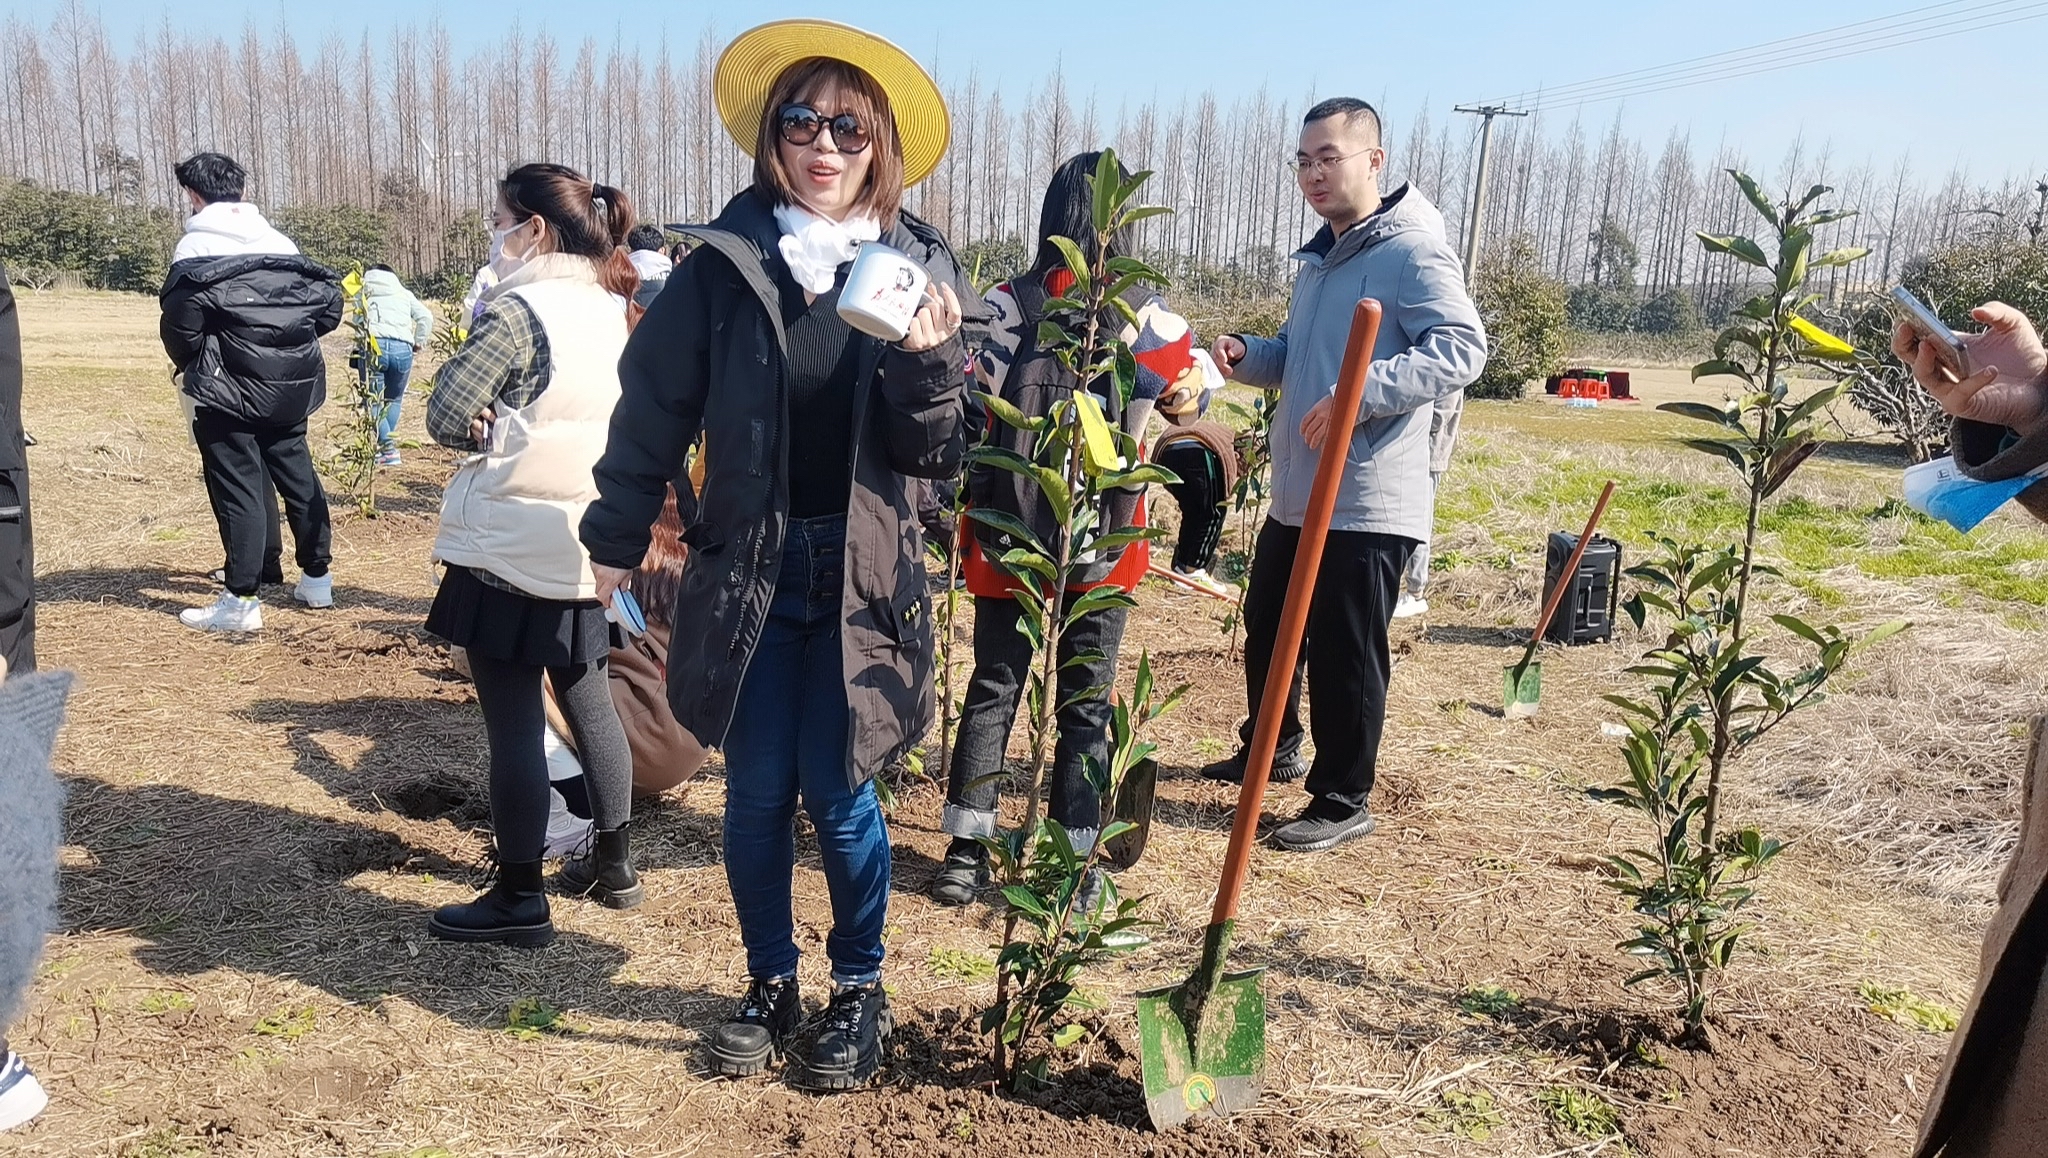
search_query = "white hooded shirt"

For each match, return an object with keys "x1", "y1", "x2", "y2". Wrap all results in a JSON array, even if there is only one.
[{"x1": 174, "y1": 201, "x2": 299, "y2": 262}]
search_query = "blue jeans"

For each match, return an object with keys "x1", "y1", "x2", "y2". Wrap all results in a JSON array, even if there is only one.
[
  {"x1": 371, "y1": 340, "x2": 414, "y2": 450},
  {"x1": 722, "y1": 514, "x2": 889, "y2": 986}
]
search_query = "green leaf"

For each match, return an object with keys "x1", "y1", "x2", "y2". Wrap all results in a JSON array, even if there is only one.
[
  {"x1": 1768, "y1": 613, "x2": 1828, "y2": 647},
  {"x1": 1052, "y1": 1024, "x2": 1087, "y2": 1049},
  {"x1": 1658, "y1": 401, "x2": 1742, "y2": 427},
  {"x1": 1690, "y1": 359, "x2": 1748, "y2": 383},
  {"x1": 997, "y1": 548, "x2": 1057, "y2": 584},
  {"x1": 1697, "y1": 232, "x2": 1770, "y2": 269},
  {"x1": 1119, "y1": 205, "x2": 1175, "y2": 227},
  {"x1": 1092, "y1": 151, "x2": 1120, "y2": 232},
  {"x1": 1001, "y1": 885, "x2": 1053, "y2": 921},
  {"x1": 1098, "y1": 463, "x2": 1178, "y2": 490},
  {"x1": 1681, "y1": 438, "x2": 1751, "y2": 473},
  {"x1": 1030, "y1": 465, "x2": 1073, "y2": 526},
  {"x1": 1731, "y1": 171, "x2": 1778, "y2": 229},
  {"x1": 965, "y1": 508, "x2": 1050, "y2": 555},
  {"x1": 1857, "y1": 620, "x2": 1912, "y2": 650},
  {"x1": 1811, "y1": 246, "x2": 1869, "y2": 269},
  {"x1": 1790, "y1": 182, "x2": 1832, "y2": 219},
  {"x1": 1048, "y1": 235, "x2": 1092, "y2": 290},
  {"x1": 1785, "y1": 381, "x2": 1847, "y2": 427},
  {"x1": 1777, "y1": 231, "x2": 1811, "y2": 294},
  {"x1": 1761, "y1": 435, "x2": 1819, "y2": 497}
]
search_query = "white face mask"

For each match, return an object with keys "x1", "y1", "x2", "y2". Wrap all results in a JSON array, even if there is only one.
[{"x1": 488, "y1": 219, "x2": 535, "y2": 278}]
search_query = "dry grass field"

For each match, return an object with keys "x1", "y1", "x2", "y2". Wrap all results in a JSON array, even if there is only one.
[{"x1": 7, "y1": 290, "x2": 2043, "y2": 1157}]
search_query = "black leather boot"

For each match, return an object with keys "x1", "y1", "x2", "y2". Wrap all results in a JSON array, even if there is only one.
[
  {"x1": 428, "y1": 858, "x2": 555, "y2": 947},
  {"x1": 708, "y1": 975, "x2": 801, "y2": 1077},
  {"x1": 793, "y1": 982, "x2": 894, "y2": 1091},
  {"x1": 557, "y1": 824, "x2": 644, "y2": 909}
]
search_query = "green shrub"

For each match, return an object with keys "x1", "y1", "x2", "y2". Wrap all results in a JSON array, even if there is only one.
[
  {"x1": 1471, "y1": 236, "x2": 1568, "y2": 399},
  {"x1": 271, "y1": 203, "x2": 391, "y2": 272}
]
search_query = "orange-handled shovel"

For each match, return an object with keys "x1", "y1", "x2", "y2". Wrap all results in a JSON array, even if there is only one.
[{"x1": 1136, "y1": 299, "x2": 1384, "y2": 1128}]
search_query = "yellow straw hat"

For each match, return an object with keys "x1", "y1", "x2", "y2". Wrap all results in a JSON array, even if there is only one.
[{"x1": 714, "y1": 20, "x2": 951, "y2": 188}]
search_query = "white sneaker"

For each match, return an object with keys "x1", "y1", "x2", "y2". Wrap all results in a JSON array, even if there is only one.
[
  {"x1": 542, "y1": 730, "x2": 596, "y2": 859},
  {"x1": 293, "y1": 573, "x2": 334, "y2": 609},
  {"x1": 1173, "y1": 567, "x2": 1237, "y2": 599},
  {"x1": 1392, "y1": 594, "x2": 1429, "y2": 620},
  {"x1": 543, "y1": 788, "x2": 595, "y2": 860},
  {"x1": 179, "y1": 591, "x2": 263, "y2": 632},
  {"x1": 0, "y1": 1050, "x2": 49, "y2": 1131}
]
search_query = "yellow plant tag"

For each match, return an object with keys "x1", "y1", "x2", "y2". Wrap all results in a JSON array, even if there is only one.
[
  {"x1": 1789, "y1": 316, "x2": 1852, "y2": 356},
  {"x1": 340, "y1": 270, "x2": 363, "y2": 299},
  {"x1": 1073, "y1": 392, "x2": 1121, "y2": 476}
]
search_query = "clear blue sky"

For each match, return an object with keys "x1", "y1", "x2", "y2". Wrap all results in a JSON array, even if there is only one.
[{"x1": 32, "y1": 0, "x2": 2048, "y2": 184}]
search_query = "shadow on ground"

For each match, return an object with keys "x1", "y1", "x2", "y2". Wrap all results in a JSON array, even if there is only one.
[{"x1": 58, "y1": 776, "x2": 724, "y2": 1041}]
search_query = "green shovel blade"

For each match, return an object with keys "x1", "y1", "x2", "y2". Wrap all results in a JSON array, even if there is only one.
[
  {"x1": 1135, "y1": 967, "x2": 1267, "y2": 1129},
  {"x1": 1503, "y1": 660, "x2": 1542, "y2": 719}
]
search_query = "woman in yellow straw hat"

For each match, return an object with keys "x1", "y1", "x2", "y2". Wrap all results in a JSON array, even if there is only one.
[{"x1": 579, "y1": 20, "x2": 974, "y2": 1091}]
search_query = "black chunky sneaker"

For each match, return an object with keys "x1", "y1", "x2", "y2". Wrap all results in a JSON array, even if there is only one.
[
  {"x1": 1198, "y1": 747, "x2": 1309, "y2": 785},
  {"x1": 793, "y1": 982, "x2": 894, "y2": 1091},
  {"x1": 708, "y1": 976, "x2": 801, "y2": 1077},
  {"x1": 427, "y1": 858, "x2": 555, "y2": 947},
  {"x1": 929, "y1": 839, "x2": 988, "y2": 907},
  {"x1": 1272, "y1": 798, "x2": 1376, "y2": 853},
  {"x1": 556, "y1": 824, "x2": 644, "y2": 909}
]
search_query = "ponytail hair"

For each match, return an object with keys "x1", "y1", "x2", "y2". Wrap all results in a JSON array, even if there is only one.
[{"x1": 499, "y1": 163, "x2": 645, "y2": 329}]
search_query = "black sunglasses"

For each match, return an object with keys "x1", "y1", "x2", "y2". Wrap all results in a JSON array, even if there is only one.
[{"x1": 777, "y1": 104, "x2": 871, "y2": 154}]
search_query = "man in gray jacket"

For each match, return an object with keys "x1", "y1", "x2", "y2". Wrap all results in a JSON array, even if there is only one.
[{"x1": 1204, "y1": 97, "x2": 1486, "y2": 852}]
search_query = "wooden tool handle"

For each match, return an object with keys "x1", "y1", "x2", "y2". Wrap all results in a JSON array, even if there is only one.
[{"x1": 1210, "y1": 299, "x2": 1382, "y2": 927}]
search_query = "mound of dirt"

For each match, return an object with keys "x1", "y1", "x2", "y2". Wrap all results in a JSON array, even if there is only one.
[{"x1": 732, "y1": 1011, "x2": 1366, "y2": 1158}]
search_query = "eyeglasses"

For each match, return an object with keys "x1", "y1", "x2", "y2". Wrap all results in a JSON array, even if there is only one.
[
  {"x1": 1289, "y1": 148, "x2": 1376, "y2": 178},
  {"x1": 777, "y1": 104, "x2": 871, "y2": 154}
]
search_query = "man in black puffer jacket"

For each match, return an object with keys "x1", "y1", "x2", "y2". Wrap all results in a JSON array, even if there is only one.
[{"x1": 159, "y1": 153, "x2": 343, "y2": 632}]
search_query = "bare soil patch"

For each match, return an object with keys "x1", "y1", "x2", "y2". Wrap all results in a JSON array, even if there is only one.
[{"x1": 6, "y1": 291, "x2": 2019, "y2": 1156}]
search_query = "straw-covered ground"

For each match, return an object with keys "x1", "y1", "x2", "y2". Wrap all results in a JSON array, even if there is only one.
[{"x1": 9, "y1": 291, "x2": 2041, "y2": 1157}]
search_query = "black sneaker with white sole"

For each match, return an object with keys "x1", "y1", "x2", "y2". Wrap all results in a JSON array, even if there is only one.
[
  {"x1": 929, "y1": 839, "x2": 988, "y2": 907},
  {"x1": 792, "y1": 982, "x2": 893, "y2": 1091},
  {"x1": 708, "y1": 975, "x2": 801, "y2": 1077},
  {"x1": 1272, "y1": 799, "x2": 1376, "y2": 852},
  {"x1": 1198, "y1": 747, "x2": 1308, "y2": 785}
]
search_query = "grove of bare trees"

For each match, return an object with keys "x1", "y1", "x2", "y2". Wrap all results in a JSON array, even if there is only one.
[{"x1": 5, "y1": 4, "x2": 2045, "y2": 305}]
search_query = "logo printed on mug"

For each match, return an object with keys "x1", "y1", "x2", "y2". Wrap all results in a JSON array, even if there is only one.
[{"x1": 839, "y1": 242, "x2": 930, "y2": 342}]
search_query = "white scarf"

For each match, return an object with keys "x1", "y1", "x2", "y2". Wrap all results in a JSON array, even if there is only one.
[{"x1": 774, "y1": 201, "x2": 880, "y2": 294}]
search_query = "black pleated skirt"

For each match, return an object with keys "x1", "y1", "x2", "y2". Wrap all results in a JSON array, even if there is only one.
[{"x1": 425, "y1": 564, "x2": 614, "y2": 668}]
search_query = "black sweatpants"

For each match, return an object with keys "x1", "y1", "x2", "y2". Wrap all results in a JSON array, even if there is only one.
[
  {"x1": 944, "y1": 594, "x2": 1127, "y2": 843},
  {"x1": 1237, "y1": 517, "x2": 1414, "y2": 810},
  {"x1": 1157, "y1": 440, "x2": 1228, "y2": 573},
  {"x1": 468, "y1": 653, "x2": 633, "y2": 863},
  {"x1": 192, "y1": 409, "x2": 331, "y2": 597},
  {"x1": 0, "y1": 466, "x2": 32, "y2": 675}
]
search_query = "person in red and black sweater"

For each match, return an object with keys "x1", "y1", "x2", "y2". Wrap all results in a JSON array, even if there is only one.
[{"x1": 931, "y1": 151, "x2": 1215, "y2": 907}]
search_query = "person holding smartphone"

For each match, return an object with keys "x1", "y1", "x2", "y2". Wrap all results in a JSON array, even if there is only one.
[{"x1": 1893, "y1": 299, "x2": 2048, "y2": 1157}]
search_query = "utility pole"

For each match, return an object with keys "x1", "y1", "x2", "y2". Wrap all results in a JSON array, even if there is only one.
[{"x1": 1453, "y1": 103, "x2": 1529, "y2": 277}]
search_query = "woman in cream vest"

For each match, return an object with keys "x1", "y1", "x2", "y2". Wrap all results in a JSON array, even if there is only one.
[{"x1": 422, "y1": 163, "x2": 645, "y2": 947}]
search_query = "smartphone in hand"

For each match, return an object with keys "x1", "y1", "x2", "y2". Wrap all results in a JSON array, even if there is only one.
[{"x1": 1890, "y1": 286, "x2": 1971, "y2": 383}]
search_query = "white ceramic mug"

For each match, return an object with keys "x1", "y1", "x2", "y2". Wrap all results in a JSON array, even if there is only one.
[{"x1": 837, "y1": 241, "x2": 930, "y2": 342}]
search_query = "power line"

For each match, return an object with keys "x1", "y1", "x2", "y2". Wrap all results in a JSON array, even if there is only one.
[
  {"x1": 1480, "y1": 0, "x2": 2048, "y2": 112},
  {"x1": 1522, "y1": 4, "x2": 2048, "y2": 112},
  {"x1": 1484, "y1": 0, "x2": 2028, "y2": 106}
]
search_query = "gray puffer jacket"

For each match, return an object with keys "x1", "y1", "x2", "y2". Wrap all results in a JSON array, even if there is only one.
[{"x1": 1232, "y1": 182, "x2": 1486, "y2": 540}]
